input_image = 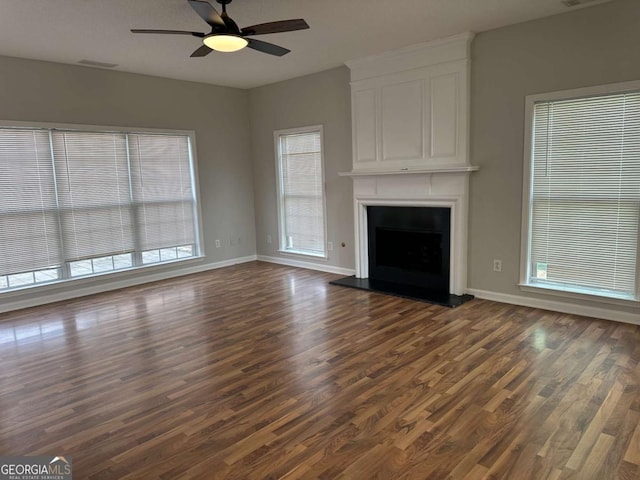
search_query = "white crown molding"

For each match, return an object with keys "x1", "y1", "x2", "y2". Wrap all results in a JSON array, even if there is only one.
[
  {"x1": 0, "y1": 255, "x2": 258, "y2": 315},
  {"x1": 467, "y1": 288, "x2": 640, "y2": 326}
]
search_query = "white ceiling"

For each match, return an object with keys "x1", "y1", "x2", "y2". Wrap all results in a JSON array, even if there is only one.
[{"x1": 0, "y1": 0, "x2": 612, "y2": 89}]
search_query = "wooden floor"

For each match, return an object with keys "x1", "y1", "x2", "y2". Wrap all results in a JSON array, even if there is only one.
[{"x1": 1, "y1": 262, "x2": 639, "y2": 479}]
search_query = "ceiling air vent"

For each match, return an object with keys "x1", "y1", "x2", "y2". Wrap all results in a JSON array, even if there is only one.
[
  {"x1": 77, "y1": 59, "x2": 118, "y2": 69},
  {"x1": 562, "y1": 0, "x2": 609, "y2": 6}
]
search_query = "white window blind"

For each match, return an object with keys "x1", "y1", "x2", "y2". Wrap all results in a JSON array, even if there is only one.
[
  {"x1": 0, "y1": 125, "x2": 199, "y2": 291},
  {"x1": 529, "y1": 91, "x2": 640, "y2": 299},
  {"x1": 52, "y1": 131, "x2": 134, "y2": 261},
  {"x1": 129, "y1": 134, "x2": 195, "y2": 251},
  {"x1": 276, "y1": 128, "x2": 326, "y2": 257},
  {"x1": 0, "y1": 129, "x2": 61, "y2": 275}
]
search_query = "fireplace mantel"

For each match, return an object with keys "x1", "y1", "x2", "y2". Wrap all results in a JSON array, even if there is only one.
[{"x1": 339, "y1": 165, "x2": 478, "y2": 177}]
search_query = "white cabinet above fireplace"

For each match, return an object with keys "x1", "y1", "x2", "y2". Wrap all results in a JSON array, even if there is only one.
[{"x1": 346, "y1": 33, "x2": 474, "y2": 174}]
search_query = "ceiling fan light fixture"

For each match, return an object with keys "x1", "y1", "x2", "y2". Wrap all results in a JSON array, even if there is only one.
[
  {"x1": 132, "y1": 1, "x2": 308, "y2": 57},
  {"x1": 203, "y1": 34, "x2": 248, "y2": 52}
]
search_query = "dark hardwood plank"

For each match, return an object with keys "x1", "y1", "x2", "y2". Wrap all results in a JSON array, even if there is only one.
[{"x1": 0, "y1": 261, "x2": 639, "y2": 479}]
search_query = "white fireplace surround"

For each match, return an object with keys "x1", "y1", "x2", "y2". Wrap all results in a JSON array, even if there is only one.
[
  {"x1": 344, "y1": 169, "x2": 476, "y2": 296},
  {"x1": 344, "y1": 34, "x2": 477, "y2": 296}
]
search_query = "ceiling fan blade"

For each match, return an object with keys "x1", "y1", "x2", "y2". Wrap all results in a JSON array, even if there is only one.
[
  {"x1": 247, "y1": 38, "x2": 290, "y2": 57},
  {"x1": 241, "y1": 19, "x2": 309, "y2": 36},
  {"x1": 190, "y1": 44, "x2": 213, "y2": 57},
  {"x1": 131, "y1": 29, "x2": 205, "y2": 37},
  {"x1": 188, "y1": 0, "x2": 225, "y2": 29}
]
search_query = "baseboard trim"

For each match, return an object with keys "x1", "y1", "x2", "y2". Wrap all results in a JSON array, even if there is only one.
[
  {"x1": 257, "y1": 255, "x2": 356, "y2": 276},
  {"x1": 0, "y1": 255, "x2": 258, "y2": 314},
  {"x1": 11, "y1": 260, "x2": 631, "y2": 325},
  {"x1": 467, "y1": 288, "x2": 640, "y2": 326}
]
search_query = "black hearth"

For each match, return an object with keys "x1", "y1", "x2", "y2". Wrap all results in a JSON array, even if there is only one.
[{"x1": 330, "y1": 206, "x2": 473, "y2": 307}]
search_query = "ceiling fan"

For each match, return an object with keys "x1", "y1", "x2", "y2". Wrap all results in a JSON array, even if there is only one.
[{"x1": 131, "y1": 0, "x2": 309, "y2": 57}]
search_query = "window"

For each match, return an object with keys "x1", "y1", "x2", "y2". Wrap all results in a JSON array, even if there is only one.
[
  {"x1": 275, "y1": 126, "x2": 327, "y2": 257},
  {"x1": 0, "y1": 124, "x2": 200, "y2": 292},
  {"x1": 521, "y1": 82, "x2": 640, "y2": 302}
]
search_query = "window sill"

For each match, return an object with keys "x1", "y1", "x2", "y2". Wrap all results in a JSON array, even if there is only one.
[
  {"x1": 277, "y1": 249, "x2": 328, "y2": 261},
  {"x1": 519, "y1": 282, "x2": 639, "y2": 307},
  {"x1": 0, "y1": 255, "x2": 205, "y2": 298}
]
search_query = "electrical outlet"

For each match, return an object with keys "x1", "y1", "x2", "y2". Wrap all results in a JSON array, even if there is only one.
[
  {"x1": 266, "y1": 235, "x2": 272, "y2": 244},
  {"x1": 328, "y1": 241, "x2": 333, "y2": 251},
  {"x1": 493, "y1": 259, "x2": 502, "y2": 272},
  {"x1": 215, "y1": 239, "x2": 221, "y2": 248}
]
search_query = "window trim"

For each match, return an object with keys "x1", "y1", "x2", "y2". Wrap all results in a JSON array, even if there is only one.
[
  {"x1": 519, "y1": 80, "x2": 640, "y2": 305},
  {"x1": 273, "y1": 125, "x2": 328, "y2": 259},
  {"x1": 0, "y1": 119, "x2": 206, "y2": 294}
]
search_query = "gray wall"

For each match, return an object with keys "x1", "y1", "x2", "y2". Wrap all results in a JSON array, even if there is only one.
[
  {"x1": 2, "y1": 0, "x2": 638, "y2": 317},
  {"x1": 0, "y1": 55, "x2": 255, "y2": 305},
  {"x1": 248, "y1": 0, "x2": 639, "y2": 316},
  {"x1": 249, "y1": 66, "x2": 354, "y2": 270},
  {"x1": 468, "y1": 0, "x2": 640, "y2": 315}
]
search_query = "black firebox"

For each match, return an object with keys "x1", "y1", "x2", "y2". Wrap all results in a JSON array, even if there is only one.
[{"x1": 367, "y1": 206, "x2": 450, "y2": 293}]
